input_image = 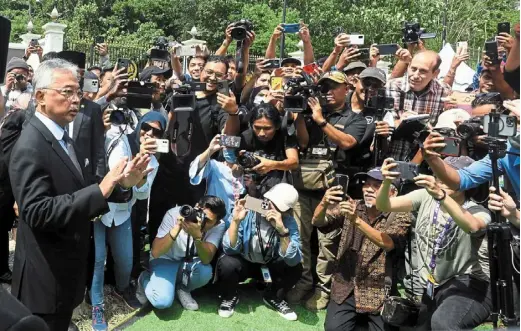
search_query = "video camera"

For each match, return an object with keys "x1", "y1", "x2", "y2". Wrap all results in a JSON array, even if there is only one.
[
  {"x1": 364, "y1": 88, "x2": 394, "y2": 119},
  {"x1": 237, "y1": 152, "x2": 261, "y2": 170},
  {"x1": 155, "y1": 36, "x2": 169, "y2": 50},
  {"x1": 170, "y1": 82, "x2": 207, "y2": 112},
  {"x1": 109, "y1": 81, "x2": 156, "y2": 125},
  {"x1": 402, "y1": 22, "x2": 437, "y2": 44},
  {"x1": 230, "y1": 19, "x2": 254, "y2": 41},
  {"x1": 283, "y1": 73, "x2": 327, "y2": 113}
]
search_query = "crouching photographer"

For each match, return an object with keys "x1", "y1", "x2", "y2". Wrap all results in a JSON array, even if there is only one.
[
  {"x1": 216, "y1": 183, "x2": 302, "y2": 320},
  {"x1": 376, "y1": 157, "x2": 492, "y2": 330},
  {"x1": 136, "y1": 196, "x2": 226, "y2": 310},
  {"x1": 315, "y1": 169, "x2": 410, "y2": 331}
]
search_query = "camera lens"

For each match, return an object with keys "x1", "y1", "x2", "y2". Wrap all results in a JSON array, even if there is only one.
[
  {"x1": 506, "y1": 116, "x2": 515, "y2": 127},
  {"x1": 109, "y1": 110, "x2": 125, "y2": 125}
]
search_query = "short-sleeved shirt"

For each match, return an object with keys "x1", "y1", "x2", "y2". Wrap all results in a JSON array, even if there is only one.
[
  {"x1": 406, "y1": 189, "x2": 491, "y2": 288},
  {"x1": 152, "y1": 206, "x2": 226, "y2": 262},
  {"x1": 304, "y1": 103, "x2": 367, "y2": 174}
]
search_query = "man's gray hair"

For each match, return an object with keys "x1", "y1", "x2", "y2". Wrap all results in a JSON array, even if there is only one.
[{"x1": 33, "y1": 59, "x2": 79, "y2": 91}]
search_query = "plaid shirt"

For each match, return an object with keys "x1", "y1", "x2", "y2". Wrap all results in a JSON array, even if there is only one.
[
  {"x1": 386, "y1": 77, "x2": 451, "y2": 160},
  {"x1": 323, "y1": 202, "x2": 411, "y2": 313}
]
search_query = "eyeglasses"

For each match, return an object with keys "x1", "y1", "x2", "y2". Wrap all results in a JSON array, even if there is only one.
[
  {"x1": 141, "y1": 122, "x2": 164, "y2": 138},
  {"x1": 42, "y1": 88, "x2": 83, "y2": 100},
  {"x1": 204, "y1": 69, "x2": 226, "y2": 79}
]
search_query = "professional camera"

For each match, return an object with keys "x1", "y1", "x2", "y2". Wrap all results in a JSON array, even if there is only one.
[
  {"x1": 457, "y1": 117, "x2": 484, "y2": 139},
  {"x1": 402, "y1": 22, "x2": 437, "y2": 44},
  {"x1": 283, "y1": 74, "x2": 326, "y2": 113},
  {"x1": 179, "y1": 205, "x2": 205, "y2": 223},
  {"x1": 109, "y1": 105, "x2": 133, "y2": 126},
  {"x1": 237, "y1": 152, "x2": 261, "y2": 169},
  {"x1": 170, "y1": 82, "x2": 207, "y2": 112},
  {"x1": 365, "y1": 88, "x2": 394, "y2": 117},
  {"x1": 155, "y1": 36, "x2": 169, "y2": 50},
  {"x1": 14, "y1": 73, "x2": 25, "y2": 82},
  {"x1": 230, "y1": 19, "x2": 254, "y2": 40}
]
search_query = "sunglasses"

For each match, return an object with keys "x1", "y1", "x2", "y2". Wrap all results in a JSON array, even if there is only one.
[
  {"x1": 361, "y1": 78, "x2": 383, "y2": 89},
  {"x1": 141, "y1": 122, "x2": 164, "y2": 137}
]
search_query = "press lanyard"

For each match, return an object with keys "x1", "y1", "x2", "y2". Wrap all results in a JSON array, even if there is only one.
[
  {"x1": 256, "y1": 215, "x2": 276, "y2": 262},
  {"x1": 231, "y1": 175, "x2": 243, "y2": 201}
]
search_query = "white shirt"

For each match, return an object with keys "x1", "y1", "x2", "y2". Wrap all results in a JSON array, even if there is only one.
[
  {"x1": 100, "y1": 134, "x2": 158, "y2": 227},
  {"x1": 34, "y1": 111, "x2": 69, "y2": 155},
  {"x1": 153, "y1": 207, "x2": 226, "y2": 261}
]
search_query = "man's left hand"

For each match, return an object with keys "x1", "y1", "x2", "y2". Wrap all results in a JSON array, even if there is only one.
[
  {"x1": 251, "y1": 156, "x2": 275, "y2": 175},
  {"x1": 414, "y1": 174, "x2": 444, "y2": 199},
  {"x1": 180, "y1": 219, "x2": 204, "y2": 240},
  {"x1": 375, "y1": 121, "x2": 393, "y2": 137},
  {"x1": 266, "y1": 203, "x2": 287, "y2": 235},
  {"x1": 308, "y1": 97, "x2": 325, "y2": 123},
  {"x1": 217, "y1": 91, "x2": 238, "y2": 114},
  {"x1": 298, "y1": 21, "x2": 311, "y2": 43}
]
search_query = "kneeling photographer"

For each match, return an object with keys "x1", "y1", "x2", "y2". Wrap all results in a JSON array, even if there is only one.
[
  {"x1": 216, "y1": 184, "x2": 302, "y2": 321},
  {"x1": 287, "y1": 71, "x2": 367, "y2": 310},
  {"x1": 235, "y1": 103, "x2": 299, "y2": 198},
  {"x1": 137, "y1": 196, "x2": 226, "y2": 310},
  {"x1": 376, "y1": 157, "x2": 492, "y2": 330}
]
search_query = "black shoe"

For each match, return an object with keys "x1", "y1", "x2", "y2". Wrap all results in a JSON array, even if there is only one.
[
  {"x1": 114, "y1": 286, "x2": 142, "y2": 310},
  {"x1": 218, "y1": 295, "x2": 239, "y2": 318},
  {"x1": 0, "y1": 270, "x2": 12, "y2": 284},
  {"x1": 67, "y1": 322, "x2": 79, "y2": 331},
  {"x1": 263, "y1": 294, "x2": 297, "y2": 321}
]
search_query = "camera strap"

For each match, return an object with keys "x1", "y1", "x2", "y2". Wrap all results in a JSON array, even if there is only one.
[
  {"x1": 184, "y1": 235, "x2": 197, "y2": 263},
  {"x1": 171, "y1": 113, "x2": 193, "y2": 157},
  {"x1": 256, "y1": 214, "x2": 277, "y2": 263}
]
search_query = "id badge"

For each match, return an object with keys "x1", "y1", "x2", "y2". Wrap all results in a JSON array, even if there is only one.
[
  {"x1": 260, "y1": 266, "x2": 272, "y2": 283},
  {"x1": 426, "y1": 280, "x2": 434, "y2": 299},
  {"x1": 311, "y1": 147, "x2": 328, "y2": 156}
]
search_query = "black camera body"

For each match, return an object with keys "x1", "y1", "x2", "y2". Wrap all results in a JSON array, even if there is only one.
[
  {"x1": 365, "y1": 88, "x2": 394, "y2": 119},
  {"x1": 230, "y1": 19, "x2": 254, "y2": 40},
  {"x1": 110, "y1": 106, "x2": 133, "y2": 126},
  {"x1": 170, "y1": 82, "x2": 207, "y2": 112},
  {"x1": 238, "y1": 152, "x2": 261, "y2": 169},
  {"x1": 180, "y1": 205, "x2": 204, "y2": 223},
  {"x1": 14, "y1": 73, "x2": 25, "y2": 82},
  {"x1": 457, "y1": 117, "x2": 484, "y2": 139},
  {"x1": 155, "y1": 36, "x2": 169, "y2": 50},
  {"x1": 402, "y1": 22, "x2": 436, "y2": 44},
  {"x1": 283, "y1": 75, "x2": 326, "y2": 113}
]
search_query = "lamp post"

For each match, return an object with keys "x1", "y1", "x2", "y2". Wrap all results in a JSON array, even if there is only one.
[
  {"x1": 279, "y1": 0, "x2": 287, "y2": 59},
  {"x1": 441, "y1": 0, "x2": 448, "y2": 46}
]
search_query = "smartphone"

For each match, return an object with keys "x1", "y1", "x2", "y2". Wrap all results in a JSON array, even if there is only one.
[
  {"x1": 217, "y1": 80, "x2": 230, "y2": 96},
  {"x1": 375, "y1": 43, "x2": 399, "y2": 56},
  {"x1": 264, "y1": 59, "x2": 281, "y2": 70},
  {"x1": 82, "y1": 78, "x2": 99, "y2": 93},
  {"x1": 439, "y1": 137, "x2": 460, "y2": 157},
  {"x1": 29, "y1": 38, "x2": 39, "y2": 47},
  {"x1": 348, "y1": 34, "x2": 364, "y2": 45},
  {"x1": 244, "y1": 195, "x2": 270, "y2": 216},
  {"x1": 302, "y1": 62, "x2": 319, "y2": 75},
  {"x1": 357, "y1": 48, "x2": 370, "y2": 60},
  {"x1": 394, "y1": 161, "x2": 419, "y2": 181},
  {"x1": 332, "y1": 174, "x2": 349, "y2": 197},
  {"x1": 282, "y1": 23, "x2": 300, "y2": 34},
  {"x1": 117, "y1": 58, "x2": 130, "y2": 73},
  {"x1": 270, "y1": 76, "x2": 284, "y2": 91},
  {"x1": 456, "y1": 41, "x2": 468, "y2": 54},
  {"x1": 221, "y1": 135, "x2": 241, "y2": 148},
  {"x1": 497, "y1": 22, "x2": 511, "y2": 35},
  {"x1": 484, "y1": 40, "x2": 500, "y2": 64},
  {"x1": 483, "y1": 114, "x2": 518, "y2": 137},
  {"x1": 156, "y1": 139, "x2": 169, "y2": 153},
  {"x1": 190, "y1": 82, "x2": 207, "y2": 92},
  {"x1": 175, "y1": 45, "x2": 197, "y2": 57},
  {"x1": 95, "y1": 36, "x2": 105, "y2": 44}
]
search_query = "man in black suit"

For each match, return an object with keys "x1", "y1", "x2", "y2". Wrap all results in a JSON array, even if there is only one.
[{"x1": 8, "y1": 59, "x2": 152, "y2": 331}]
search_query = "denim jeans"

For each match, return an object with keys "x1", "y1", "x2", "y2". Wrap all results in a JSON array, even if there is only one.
[
  {"x1": 90, "y1": 217, "x2": 133, "y2": 306},
  {"x1": 142, "y1": 257, "x2": 213, "y2": 309}
]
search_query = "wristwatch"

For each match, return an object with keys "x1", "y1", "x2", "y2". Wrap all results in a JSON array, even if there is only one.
[
  {"x1": 318, "y1": 119, "x2": 328, "y2": 128},
  {"x1": 433, "y1": 189, "x2": 447, "y2": 201}
]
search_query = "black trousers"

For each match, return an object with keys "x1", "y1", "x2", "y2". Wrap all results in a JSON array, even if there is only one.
[
  {"x1": 216, "y1": 254, "x2": 302, "y2": 298},
  {"x1": 325, "y1": 294, "x2": 395, "y2": 331},
  {"x1": 34, "y1": 311, "x2": 73, "y2": 331}
]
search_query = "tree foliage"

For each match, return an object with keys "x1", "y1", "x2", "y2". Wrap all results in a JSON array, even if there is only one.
[{"x1": 1, "y1": 0, "x2": 518, "y2": 57}]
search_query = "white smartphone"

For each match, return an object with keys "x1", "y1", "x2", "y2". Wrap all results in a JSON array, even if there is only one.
[
  {"x1": 348, "y1": 34, "x2": 365, "y2": 45},
  {"x1": 457, "y1": 41, "x2": 468, "y2": 54},
  {"x1": 175, "y1": 45, "x2": 197, "y2": 57},
  {"x1": 155, "y1": 139, "x2": 169, "y2": 153}
]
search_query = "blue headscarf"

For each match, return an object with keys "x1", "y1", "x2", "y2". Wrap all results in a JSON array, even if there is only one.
[{"x1": 128, "y1": 111, "x2": 167, "y2": 154}]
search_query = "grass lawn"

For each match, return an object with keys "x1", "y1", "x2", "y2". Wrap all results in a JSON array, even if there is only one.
[{"x1": 124, "y1": 283, "x2": 326, "y2": 331}]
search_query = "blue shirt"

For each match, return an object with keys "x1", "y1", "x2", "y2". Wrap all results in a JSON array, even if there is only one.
[
  {"x1": 458, "y1": 141, "x2": 520, "y2": 200},
  {"x1": 189, "y1": 155, "x2": 245, "y2": 227}
]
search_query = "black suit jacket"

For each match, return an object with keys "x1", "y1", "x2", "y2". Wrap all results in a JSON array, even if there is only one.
[
  {"x1": 8, "y1": 115, "x2": 109, "y2": 314},
  {"x1": 72, "y1": 99, "x2": 106, "y2": 184},
  {"x1": 0, "y1": 287, "x2": 49, "y2": 331}
]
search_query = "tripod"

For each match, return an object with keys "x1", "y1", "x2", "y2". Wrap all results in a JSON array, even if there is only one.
[{"x1": 484, "y1": 110, "x2": 518, "y2": 328}]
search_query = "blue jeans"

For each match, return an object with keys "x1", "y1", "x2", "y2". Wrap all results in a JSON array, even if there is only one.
[
  {"x1": 142, "y1": 257, "x2": 213, "y2": 309},
  {"x1": 91, "y1": 218, "x2": 133, "y2": 306}
]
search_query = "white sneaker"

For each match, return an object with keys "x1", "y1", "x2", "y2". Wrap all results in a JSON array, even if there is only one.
[
  {"x1": 177, "y1": 287, "x2": 199, "y2": 310},
  {"x1": 218, "y1": 295, "x2": 239, "y2": 318},
  {"x1": 135, "y1": 271, "x2": 149, "y2": 305}
]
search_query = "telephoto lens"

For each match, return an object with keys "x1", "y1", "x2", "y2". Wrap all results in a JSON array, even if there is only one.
[{"x1": 180, "y1": 205, "x2": 198, "y2": 222}]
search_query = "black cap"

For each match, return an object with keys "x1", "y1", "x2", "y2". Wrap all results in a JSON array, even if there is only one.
[
  {"x1": 149, "y1": 49, "x2": 170, "y2": 62},
  {"x1": 343, "y1": 61, "x2": 367, "y2": 74},
  {"x1": 358, "y1": 67, "x2": 386, "y2": 84},
  {"x1": 281, "y1": 58, "x2": 302, "y2": 67},
  {"x1": 57, "y1": 51, "x2": 86, "y2": 69},
  {"x1": 139, "y1": 66, "x2": 172, "y2": 82},
  {"x1": 354, "y1": 167, "x2": 400, "y2": 187}
]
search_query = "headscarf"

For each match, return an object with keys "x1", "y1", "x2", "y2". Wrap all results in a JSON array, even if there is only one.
[{"x1": 127, "y1": 111, "x2": 167, "y2": 154}]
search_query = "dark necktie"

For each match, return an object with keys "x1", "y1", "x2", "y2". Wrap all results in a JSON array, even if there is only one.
[{"x1": 63, "y1": 129, "x2": 83, "y2": 180}]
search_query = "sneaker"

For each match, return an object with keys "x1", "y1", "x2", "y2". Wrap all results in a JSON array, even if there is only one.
[
  {"x1": 218, "y1": 295, "x2": 239, "y2": 318},
  {"x1": 0, "y1": 270, "x2": 12, "y2": 284},
  {"x1": 304, "y1": 288, "x2": 329, "y2": 311},
  {"x1": 135, "y1": 271, "x2": 149, "y2": 306},
  {"x1": 286, "y1": 286, "x2": 310, "y2": 304},
  {"x1": 263, "y1": 295, "x2": 297, "y2": 321},
  {"x1": 91, "y1": 305, "x2": 107, "y2": 331},
  {"x1": 176, "y1": 286, "x2": 199, "y2": 311},
  {"x1": 114, "y1": 285, "x2": 142, "y2": 310}
]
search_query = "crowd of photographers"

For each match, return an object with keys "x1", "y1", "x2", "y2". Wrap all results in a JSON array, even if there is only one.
[{"x1": 0, "y1": 15, "x2": 520, "y2": 331}]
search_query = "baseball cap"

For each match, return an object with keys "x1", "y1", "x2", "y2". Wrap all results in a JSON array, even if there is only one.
[
  {"x1": 318, "y1": 71, "x2": 349, "y2": 85},
  {"x1": 444, "y1": 156, "x2": 474, "y2": 170},
  {"x1": 57, "y1": 51, "x2": 86, "y2": 69},
  {"x1": 6, "y1": 57, "x2": 30, "y2": 73},
  {"x1": 434, "y1": 108, "x2": 471, "y2": 130},
  {"x1": 358, "y1": 67, "x2": 386, "y2": 85},
  {"x1": 139, "y1": 66, "x2": 172, "y2": 82},
  {"x1": 263, "y1": 183, "x2": 299, "y2": 212},
  {"x1": 343, "y1": 61, "x2": 367, "y2": 74},
  {"x1": 354, "y1": 167, "x2": 400, "y2": 187},
  {"x1": 281, "y1": 58, "x2": 302, "y2": 67}
]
